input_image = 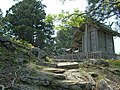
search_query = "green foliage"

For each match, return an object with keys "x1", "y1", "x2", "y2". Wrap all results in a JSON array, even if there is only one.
[
  {"x1": 10, "y1": 38, "x2": 34, "y2": 49},
  {"x1": 55, "y1": 27, "x2": 74, "y2": 55},
  {"x1": 55, "y1": 9, "x2": 85, "y2": 30},
  {"x1": 3, "y1": 0, "x2": 54, "y2": 49},
  {"x1": 44, "y1": 14, "x2": 56, "y2": 24}
]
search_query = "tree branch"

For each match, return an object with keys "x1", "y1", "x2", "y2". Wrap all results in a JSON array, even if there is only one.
[{"x1": 62, "y1": 2, "x2": 103, "y2": 20}]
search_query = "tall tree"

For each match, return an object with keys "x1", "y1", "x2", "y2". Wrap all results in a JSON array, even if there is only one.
[
  {"x1": 87, "y1": 0, "x2": 120, "y2": 31},
  {"x1": 4, "y1": 0, "x2": 54, "y2": 48},
  {"x1": 42, "y1": 14, "x2": 55, "y2": 54}
]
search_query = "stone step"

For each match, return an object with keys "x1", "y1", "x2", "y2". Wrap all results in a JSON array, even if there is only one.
[
  {"x1": 36, "y1": 61, "x2": 79, "y2": 69},
  {"x1": 57, "y1": 62, "x2": 79, "y2": 69},
  {"x1": 51, "y1": 80, "x2": 93, "y2": 90},
  {"x1": 54, "y1": 59, "x2": 83, "y2": 62},
  {"x1": 42, "y1": 67, "x2": 66, "y2": 74}
]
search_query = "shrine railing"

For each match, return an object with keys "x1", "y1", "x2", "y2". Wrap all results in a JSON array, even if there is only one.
[{"x1": 54, "y1": 51, "x2": 119, "y2": 60}]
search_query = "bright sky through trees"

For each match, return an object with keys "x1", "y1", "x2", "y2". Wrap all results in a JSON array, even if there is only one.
[{"x1": 0, "y1": 0, "x2": 120, "y2": 54}]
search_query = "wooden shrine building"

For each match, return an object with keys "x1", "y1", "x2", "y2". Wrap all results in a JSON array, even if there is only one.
[{"x1": 55, "y1": 21, "x2": 120, "y2": 60}]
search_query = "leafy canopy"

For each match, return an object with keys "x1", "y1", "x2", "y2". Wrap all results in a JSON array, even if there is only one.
[
  {"x1": 3, "y1": 0, "x2": 54, "y2": 49},
  {"x1": 54, "y1": 9, "x2": 85, "y2": 30}
]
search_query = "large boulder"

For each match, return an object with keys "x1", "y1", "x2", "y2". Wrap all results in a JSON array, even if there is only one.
[
  {"x1": 0, "y1": 35, "x2": 15, "y2": 50},
  {"x1": 98, "y1": 79, "x2": 108, "y2": 90},
  {"x1": 97, "y1": 79, "x2": 113, "y2": 90}
]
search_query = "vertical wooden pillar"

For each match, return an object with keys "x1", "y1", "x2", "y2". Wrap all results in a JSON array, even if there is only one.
[
  {"x1": 87, "y1": 25, "x2": 90, "y2": 52},
  {"x1": 112, "y1": 36, "x2": 115, "y2": 54},
  {"x1": 84, "y1": 23, "x2": 88, "y2": 53},
  {"x1": 82, "y1": 33, "x2": 84, "y2": 52},
  {"x1": 95, "y1": 29, "x2": 99, "y2": 51},
  {"x1": 84, "y1": 23, "x2": 90, "y2": 53}
]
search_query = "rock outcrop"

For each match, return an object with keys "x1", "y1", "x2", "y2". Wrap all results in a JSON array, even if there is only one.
[{"x1": 0, "y1": 36, "x2": 120, "y2": 90}]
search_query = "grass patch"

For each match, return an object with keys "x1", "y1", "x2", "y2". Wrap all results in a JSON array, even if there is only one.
[{"x1": 107, "y1": 60, "x2": 120, "y2": 68}]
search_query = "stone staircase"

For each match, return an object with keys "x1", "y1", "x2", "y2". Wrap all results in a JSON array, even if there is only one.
[
  {"x1": 18, "y1": 59, "x2": 95, "y2": 90},
  {"x1": 34, "y1": 59, "x2": 95, "y2": 90}
]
